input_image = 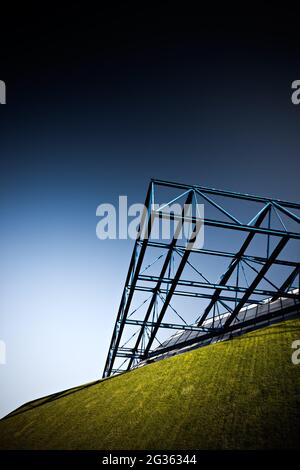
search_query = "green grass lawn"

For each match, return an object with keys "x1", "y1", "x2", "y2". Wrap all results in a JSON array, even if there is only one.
[{"x1": 1, "y1": 317, "x2": 300, "y2": 449}]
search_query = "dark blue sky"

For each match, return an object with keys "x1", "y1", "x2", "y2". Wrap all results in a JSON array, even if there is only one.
[{"x1": 0, "y1": 3, "x2": 299, "y2": 417}]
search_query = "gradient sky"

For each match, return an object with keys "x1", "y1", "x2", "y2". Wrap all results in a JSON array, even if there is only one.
[{"x1": 0, "y1": 4, "x2": 300, "y2": 417}]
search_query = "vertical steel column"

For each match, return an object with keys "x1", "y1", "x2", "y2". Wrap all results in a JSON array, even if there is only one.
[{"x1": 102, "y1": 181, "x2": 155, "y2": 377}]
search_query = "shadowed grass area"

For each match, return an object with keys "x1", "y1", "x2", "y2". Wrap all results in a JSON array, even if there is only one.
[{"x1": 1, "y1": 318, "x2": 300, "y2": 449}]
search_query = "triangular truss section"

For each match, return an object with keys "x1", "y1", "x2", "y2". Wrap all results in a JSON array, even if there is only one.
[{"x1": 103, "y1": 179, "x2": 300, "y2": 377}]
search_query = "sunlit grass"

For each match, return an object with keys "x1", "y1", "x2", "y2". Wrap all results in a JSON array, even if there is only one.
[{"x1": 1, "y1": 318, "x2": 300, "y2": 449}]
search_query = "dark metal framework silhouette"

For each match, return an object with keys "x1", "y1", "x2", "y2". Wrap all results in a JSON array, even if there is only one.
[{"x1": 103, "y1": 179, "x2": 300, "y2": 378}]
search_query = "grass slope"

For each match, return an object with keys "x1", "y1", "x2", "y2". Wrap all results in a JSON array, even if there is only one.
[{"x1": 1, "y1": 318, "x2": 300, "y2": 449}]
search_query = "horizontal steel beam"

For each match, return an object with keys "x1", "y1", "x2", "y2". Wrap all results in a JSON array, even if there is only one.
[
  {"x1": 133, "y1": 285, "x2": 263, "y2": 304},
  {"x1": 125, "y1": 318, "x2": 214, "y2": 332},
  {"x1": 155, "y1": 211, "x2": 300, "y2": 239},
  {"x1": 138, "y1": 274, "x2": 297, "y2": 299},
  {"x1": 111, "y1": 369, "x2": 127, "y2": 374},
  {"x1": 145, "y1": 241, "x2": 298, "y2": 267},
  {"x1": 118, "y1": 347, "x2": 144, "y2": 353},
  {"x1": 116, "y1": 352, "x2": 144, "y2": 359},
  {"x1": 151, "y1": 179, "x2": 300, "y2": 210}
]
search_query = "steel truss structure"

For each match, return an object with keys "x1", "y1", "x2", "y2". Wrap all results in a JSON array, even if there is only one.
[{"x1": 103, "y1": 179, "x2": 300, "y2": 378}]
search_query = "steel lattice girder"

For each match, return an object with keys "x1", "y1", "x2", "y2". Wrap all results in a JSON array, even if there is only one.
[{"x1": 102, "y1": 179, "x2": 300, "y2": 378}]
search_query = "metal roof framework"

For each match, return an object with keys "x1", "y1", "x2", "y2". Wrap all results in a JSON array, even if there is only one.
[{"x1": 103, "y1": 179, "x2": 300, "y2": 377}]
